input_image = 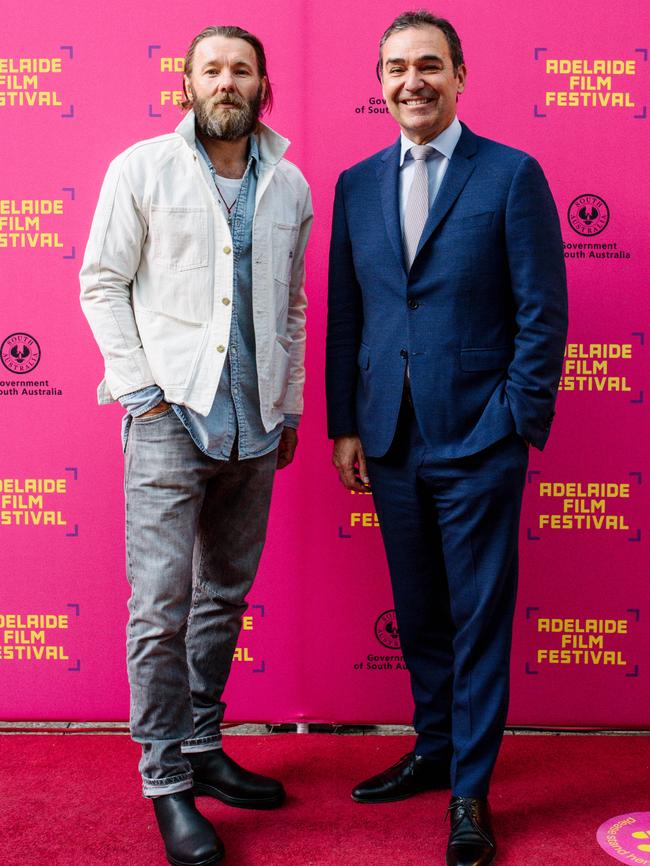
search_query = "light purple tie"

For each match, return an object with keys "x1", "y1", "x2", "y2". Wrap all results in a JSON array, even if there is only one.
[{"x1": 404, "y1": 145, "x2": 434, "y2": 269}]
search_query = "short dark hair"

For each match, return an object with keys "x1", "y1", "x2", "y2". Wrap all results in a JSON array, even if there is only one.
[
  {"x1": 376, "y1": 10, "x2": 465, "y2": 80},
  {"x1": 181, "y1": 25, "x2": 273, "y2": 113}
]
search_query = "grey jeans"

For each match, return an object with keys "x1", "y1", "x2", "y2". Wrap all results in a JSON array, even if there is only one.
[{"x1": 124, "y1": 408, "x2": 276, "y2": 797}]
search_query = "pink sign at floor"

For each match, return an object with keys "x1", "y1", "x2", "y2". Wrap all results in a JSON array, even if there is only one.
[{"x1": 597, "y1": 813, "x2": 650, "y2": 865}]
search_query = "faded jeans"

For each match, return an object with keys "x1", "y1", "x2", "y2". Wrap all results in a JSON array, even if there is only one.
[{"x1": 124, "y1": 408, "x2": 276, "y2": 797}]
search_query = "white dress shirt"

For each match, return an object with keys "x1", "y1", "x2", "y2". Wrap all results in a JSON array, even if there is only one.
[{"x1": 399, "y1": 115, "x2": 462, "y2": 232}]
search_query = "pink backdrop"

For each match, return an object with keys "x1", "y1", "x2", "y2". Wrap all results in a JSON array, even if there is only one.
[{"x1": 1, "y1": 0, "x2": 648, "y2": 726}]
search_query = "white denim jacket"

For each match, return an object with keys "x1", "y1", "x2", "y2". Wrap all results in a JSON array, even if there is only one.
[{"x1": 79, "y1": 111, "x2": 312, "y2": 428}]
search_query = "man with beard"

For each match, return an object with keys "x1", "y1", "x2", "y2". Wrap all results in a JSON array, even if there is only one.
[{"x1": 80, "y1": 25, "x2": 312, "y2": 866}]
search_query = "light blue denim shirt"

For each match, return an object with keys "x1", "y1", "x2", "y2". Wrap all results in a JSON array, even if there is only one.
[{"x1": 120, "y1": 133, "x2": 300, "y2": 458}]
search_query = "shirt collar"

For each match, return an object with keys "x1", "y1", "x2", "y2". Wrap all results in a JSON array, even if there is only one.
[
  {"x1": 195, "y1": 133, "x2": 260, "y2": 177},
  {"x1": 176, "y1": 110, "x2": 289, "y2": 165},
  {"x1": 399, "y1": 115, "x2": 462, "y2": 166}
]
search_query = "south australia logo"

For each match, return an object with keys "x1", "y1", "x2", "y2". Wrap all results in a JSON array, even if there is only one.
[
  {"x1": 375, "y1": 610, "x2": 401, "y2": 649},
  {"x1": 1, "y1": 333, "x2": 41, "y2": 374},
  {"x1": 568, "y1": 194, "x2": 610, "y2": 236}
]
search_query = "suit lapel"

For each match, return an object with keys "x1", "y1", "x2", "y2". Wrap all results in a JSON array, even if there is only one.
[
  {"x1": 376, "y1": 139, "x2": 406, "y2": 274},
  {"x1": 414, "y1": 123, "x2": 479, "y2": 261}
]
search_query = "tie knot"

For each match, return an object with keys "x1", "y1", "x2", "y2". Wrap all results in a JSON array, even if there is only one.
[{"x1": 410, "y1": 144, "x2": 434, "y2": 161}]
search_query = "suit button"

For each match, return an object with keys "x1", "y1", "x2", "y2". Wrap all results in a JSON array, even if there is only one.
[
  {"x1": 400, "y1": 349, "x2": 408, "y2": 359},
  {"x1": 407, "y1": 298, "x2": 419, "y2": 310},
  {"x1": 223, "y1": 246, "x2": 232, "y2": 255}
]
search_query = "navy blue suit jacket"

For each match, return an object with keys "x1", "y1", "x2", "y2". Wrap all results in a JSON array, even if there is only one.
[{"x1": 326, "y1": 123, "x2": 568, "y2": 458}]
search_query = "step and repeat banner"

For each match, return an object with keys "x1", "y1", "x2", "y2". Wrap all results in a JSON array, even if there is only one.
[{"x1": 1, "y1": 0, "x2": 648, "y2": 725}]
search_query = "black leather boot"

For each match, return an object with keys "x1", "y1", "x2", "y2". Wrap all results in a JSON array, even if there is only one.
[
  {"x1": 152, "y1": 789, "x2": 224, "y2": 866},
  {"x1": 189, "y1": 748, "x2": 285, "y2": 809},
  {"x1": 446, "y1": 796, "x2": 496, "y2": 866}
]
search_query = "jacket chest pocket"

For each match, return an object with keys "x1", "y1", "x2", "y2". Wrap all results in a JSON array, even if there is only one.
[
  {"x1": 443, "y1": 211, "x2": 495, "y2": 234},
  {"x1": 272, "y1": 221, "x2": 298, "y2": 286},
  {"x1": 150, "y1": 206, "x2": 209, "y2": 271}
]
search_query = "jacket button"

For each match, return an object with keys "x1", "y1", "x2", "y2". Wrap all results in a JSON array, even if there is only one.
[
  {"x1": 407, "y1": 298, "x2": 419, "y2": 310},
  {"x1": 223, "y1": 246, "x2": 232, "y2": 255},
  {"x1": 400, "y1": 349, "x2": 408, "y2": 359},
  {"x1": 222, "y1": 297, "x2": 230, "y2": 305},
  {"x1": 216, "y1": 345, "x2": 225, "y2": 353}
]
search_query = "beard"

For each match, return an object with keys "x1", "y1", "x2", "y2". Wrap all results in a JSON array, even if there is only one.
[{"x1": 192, "y1": 86, "x2": 263, "y2": 141}]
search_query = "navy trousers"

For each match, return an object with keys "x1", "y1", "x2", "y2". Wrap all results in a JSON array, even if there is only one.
[{"x1": 367, "y1": 395, "x2": 529, "y2": 797}]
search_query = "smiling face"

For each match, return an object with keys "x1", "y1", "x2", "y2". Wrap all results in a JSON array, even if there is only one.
[
  {"x1": 380, "y1": 25, "x2": 466, "y2": 144},
  {"x1": 184, "y1": 35, "x2": 267, "y2": 141}
]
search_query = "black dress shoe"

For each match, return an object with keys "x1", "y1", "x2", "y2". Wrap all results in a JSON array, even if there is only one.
[
  {"x1": 351, "y1": 751, "x2": 450, "y2": 803},
  {"x1": 189, "y1": 748, "x2": 285, "y2": 809},
  {"x1": 446, "y1": 796, "x2": 496, "y2": 866},
  {"x1": 152, "y1": 789, "x2": 224, "y2": 866}
]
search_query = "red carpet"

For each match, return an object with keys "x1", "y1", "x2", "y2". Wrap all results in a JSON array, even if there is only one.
[{"x1": 2, "y1": 733, "x2": 649, "y2": 865}]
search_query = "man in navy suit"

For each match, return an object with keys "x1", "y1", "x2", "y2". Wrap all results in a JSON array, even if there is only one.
[{"x1": 326, "y1": 11, "x2": 567, "y2": 866}]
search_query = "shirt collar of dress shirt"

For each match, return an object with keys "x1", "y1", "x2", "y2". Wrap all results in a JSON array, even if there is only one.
[
  {"x1": 176, "y1": 110, "x2": 289, "y2": 165},
  {"x1": 195, "y1": 133, "x2": 260, "y2": 178},
  {"x1": 399, "y1": 115, "x2": 462, "y2": 166}
]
